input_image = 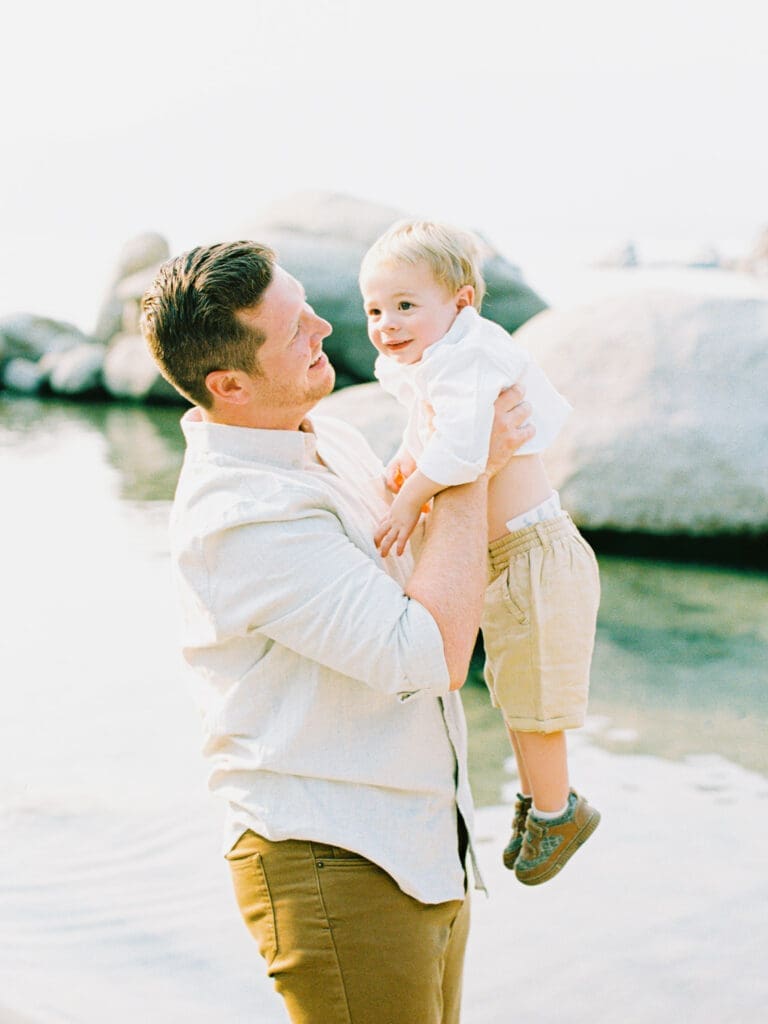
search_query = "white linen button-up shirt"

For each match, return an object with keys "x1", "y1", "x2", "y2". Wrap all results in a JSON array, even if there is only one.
[
  {"x1": 170, "y1": 408, "x2": 480, "y2": 903},
  {"x1": 375, "y1": 306, "x2": 573, "y2": 486}
]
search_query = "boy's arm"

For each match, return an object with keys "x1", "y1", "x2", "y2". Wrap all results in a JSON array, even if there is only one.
[
  {"x1": 375, "y1": 468, "x2": 442, "y2": 558},
  {"x1": 405, "y1": 384, "x2": 534, "y2": 688}
]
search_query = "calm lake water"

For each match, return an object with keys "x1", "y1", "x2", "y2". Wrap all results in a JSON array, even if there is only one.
[{"x1": 1, "y1": 396, "x2": 767, "y2": 1024}]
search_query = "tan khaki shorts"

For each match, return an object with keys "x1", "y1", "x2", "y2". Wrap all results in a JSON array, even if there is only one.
[{"x1": 481, "y1": 513, "x2": 600, "y2": 733}]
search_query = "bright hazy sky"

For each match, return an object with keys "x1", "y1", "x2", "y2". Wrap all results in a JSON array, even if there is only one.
[{"x1": 1, "y1": 0, "x2": 766, "y2": 326}]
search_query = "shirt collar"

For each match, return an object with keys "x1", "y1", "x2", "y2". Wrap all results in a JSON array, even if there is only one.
[
  {"x1": 432, "y1": 304, "x2": 478, "y2": 352},
  {"x1": 392, "y1": 305, "x2": 480, "y2": 377},
  {"x1": 180, "y1": 407, "x2": 320, "y2": 469}
]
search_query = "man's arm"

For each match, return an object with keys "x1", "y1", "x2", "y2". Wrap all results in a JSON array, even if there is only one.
[{"x1": 405, "y1": 385, "x2": 534, "y2": 689}]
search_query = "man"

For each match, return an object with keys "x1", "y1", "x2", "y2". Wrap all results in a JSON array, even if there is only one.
[{"x1": 141, "y1": 240, "x2": 534, "y2": 1024}]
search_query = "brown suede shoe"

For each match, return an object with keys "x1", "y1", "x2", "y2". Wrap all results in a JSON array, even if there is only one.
[
  {"x1": 515, "y1": 790, "x2": 600, "y2": 885},
  {"x1": 502, "y1": 794, "x2": 532, "y2": 870}
]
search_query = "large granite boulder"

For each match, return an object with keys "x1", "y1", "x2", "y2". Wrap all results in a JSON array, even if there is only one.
[
  {"x1": 92, "y1": 232, "x2": 170, "y2": 345},
  {"x1": 0, "y1": 314, "x2": 91, "y2": 363},
  {"x1": 2, "y1": 357, "x2": 47, "y2": 395},
  {"x1": 318, "y1": 288, "x2": 768, "y2": 537},
  {"x1": 45, "y1": 343, "x2": 106, "y2": 396},
  {"x1": 103, "y1": 332, "x2": 179, "y2": 402},
  {"x1": 514, "y1": 289, "x2": 768, "y2": 535},
  {"x1": 239, "y1": 191, "x2": 548, "y2": 388},
  {"x1": 0, "y1": 314, "x2": 96, "y2": 395},
  {"x1": 318, "y1": 381, "x2": 404, "y2": 463}
]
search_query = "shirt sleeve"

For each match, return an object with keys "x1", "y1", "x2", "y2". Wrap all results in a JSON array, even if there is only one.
[{"x1": 188, "y1": 499, "x2": 451, "y2": 699}]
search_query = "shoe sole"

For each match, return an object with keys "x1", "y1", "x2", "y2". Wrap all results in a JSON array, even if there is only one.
[{"x1": 516, "y1": 809, "x2": 601, "y2": 886}]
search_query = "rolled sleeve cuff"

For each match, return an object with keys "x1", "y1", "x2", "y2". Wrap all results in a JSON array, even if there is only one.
[
  {"x1": 417, "y1": 445, "x2": 485, "y2": 487},
  {"x1": 396, "y1": 598, "x2": 451, "y2": 701}
]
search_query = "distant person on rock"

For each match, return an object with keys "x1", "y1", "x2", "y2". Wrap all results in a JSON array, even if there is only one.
[
  {"x1": 141, "y1": 239, "x2": 535, "y2": 1024},
  {"x1": 360, "y1": 220, "x2": 601, "y2": 884}
]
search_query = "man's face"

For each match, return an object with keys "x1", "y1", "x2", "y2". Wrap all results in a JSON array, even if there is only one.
[
  {"x1": 238, "y1": 266, "x2": 335, "y2": 425},
  {"x1": 361, "y1": 260, "x2": 462, "y2": 366}
]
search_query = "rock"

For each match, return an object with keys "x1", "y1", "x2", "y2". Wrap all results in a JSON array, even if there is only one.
[
  {"x1": 317, "y1": 381, "x2": 405, "y2": 464},
  {"x1": 103, "y1": 333, "x2": 179, "y2": 402},
  {"x1": 513, "y1": 290, "x2": 768, "y2": 535},
  {"x1": 46, "y1": 343, "x2": 105, "y2": 396},
  {"x1": 687, "y1": 246, "x2": 721, "y2": 269},
  {"x1": 596, "y1": 242, "x2": 639, "y2": 268},
  {"x1": 92, "y1": 232, "x2": 170, "y2": 344},
  {"x1": 237, "y1": 191, "x2": 548, "y2": 386},
  {"x1": 0, "y1": 313, "x2": 91, "y2": 362},
  {"x1": 251, "y1": 190, "x2": 406, "y2": 248},
  {"x1": 113, "y1": 232, "x2": 170, "y2": 280},
  {"x1": 2, "y1": 357, "x2": 47, "y2": 394}
]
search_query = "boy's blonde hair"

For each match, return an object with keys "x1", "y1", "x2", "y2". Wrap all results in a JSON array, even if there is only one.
[{"x1": 360, "y1": 219, "x2": 486, "y2": 309}]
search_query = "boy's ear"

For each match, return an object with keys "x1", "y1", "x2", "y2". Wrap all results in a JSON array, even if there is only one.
[
  {"x1": 455, "y1": 285, "x2": 475, "y2": 310},
  {"x1": 205, "y1": 369, "x2": 253, "y2": 406}
]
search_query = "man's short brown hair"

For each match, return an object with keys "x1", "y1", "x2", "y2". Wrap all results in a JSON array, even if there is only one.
[{"x1": 141, "y1": 241, "x2": 276, "y2": 407}]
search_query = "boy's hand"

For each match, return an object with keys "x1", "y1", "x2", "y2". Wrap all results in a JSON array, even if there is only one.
[
  {"x1": 375, "y1": 500, "x2": 424, "y2": 558},
  {"x1": 385, "y1": 450, "x2": 418, "y2": 494}
]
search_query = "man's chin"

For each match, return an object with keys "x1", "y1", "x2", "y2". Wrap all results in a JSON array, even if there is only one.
[{"x1": 322, "y1": 363, "x2": 336, "y2": 395}]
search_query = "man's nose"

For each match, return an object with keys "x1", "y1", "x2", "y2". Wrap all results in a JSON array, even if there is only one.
[{"x1": 313, "y1": 314, "x2": 332, "y2": 339}]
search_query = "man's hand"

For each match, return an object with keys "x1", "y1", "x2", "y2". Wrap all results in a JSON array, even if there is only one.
[{"x1": 485, "y1": 384, "x2": 534, "y2": 477}]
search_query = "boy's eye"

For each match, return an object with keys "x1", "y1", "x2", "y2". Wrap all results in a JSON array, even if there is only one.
[
  {"x1": 367, "y1": 307, "x2": 380, "y2": 317},
  {"x1": 399, "y1": 301, "x2": 413, "y2": 311}
]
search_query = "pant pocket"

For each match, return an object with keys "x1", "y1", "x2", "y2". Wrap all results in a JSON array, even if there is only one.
[
  {"x1": 227, "y1": 847, "x2": 278, "y2": 962},
  {"x1": 502, "y1": 562, "x2": 531, "y2": 625}
]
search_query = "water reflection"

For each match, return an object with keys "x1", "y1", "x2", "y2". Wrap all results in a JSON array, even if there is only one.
[{"x1": 0, "y1": 396, "x2": 187, "y2": 501}]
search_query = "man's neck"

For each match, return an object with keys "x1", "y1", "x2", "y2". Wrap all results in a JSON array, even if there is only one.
[{"x1": 201, "y1": 405, "x2": 312, "y2": 431}]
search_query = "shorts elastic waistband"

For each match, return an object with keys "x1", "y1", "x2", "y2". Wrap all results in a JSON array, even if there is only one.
[{"x1": 488, "y1": 513, "x2": 577, "y2": 582}]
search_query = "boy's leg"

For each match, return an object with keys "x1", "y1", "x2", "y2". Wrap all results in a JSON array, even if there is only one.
[
  {"x1": 510, "y1": 728, "x2": 569, "y2": 812},
  {"x1": 501, "y1": 730, "x2": 532, "y2": 869},
  {"x1": 506, "y1": 727, "x2": 532, "y2": 796},
  {"x1": 226, "y1": 831, "x2": 468, "y2": 1024}
]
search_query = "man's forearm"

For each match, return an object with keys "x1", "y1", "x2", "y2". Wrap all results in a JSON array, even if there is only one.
[{"x1": 405, "y1": 477, "x2": 489, "y2": 689}]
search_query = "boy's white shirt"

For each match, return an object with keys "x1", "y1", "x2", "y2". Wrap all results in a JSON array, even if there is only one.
[{"x1": 374, "y1": 306, "x2": 573, "y2": 486}]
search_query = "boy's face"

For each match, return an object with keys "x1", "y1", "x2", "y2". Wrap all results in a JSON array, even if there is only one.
[{"x1": 361, "y1": 260, "x2": 471, "y2": 365}]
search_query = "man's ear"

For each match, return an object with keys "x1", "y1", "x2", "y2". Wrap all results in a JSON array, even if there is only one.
[
  {"x1": 205, "y1": 369, "x2": 253, "y2": 406},
  {"x1": 455, "y1": 285, "x2": 475, "y2": 311}
]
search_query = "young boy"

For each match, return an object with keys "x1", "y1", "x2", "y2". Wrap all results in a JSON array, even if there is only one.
[{"x1": 359, "y1": 220, "x2": 601, "y2": 885}]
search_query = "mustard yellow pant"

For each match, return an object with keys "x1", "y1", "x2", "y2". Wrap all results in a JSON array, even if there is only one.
[{"x1": 226, "y1": 831, "x2": 470, "y2": 1024}]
